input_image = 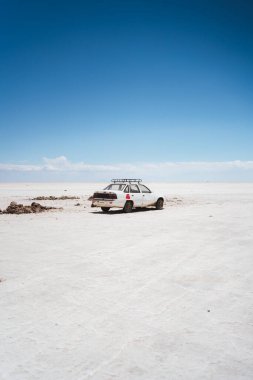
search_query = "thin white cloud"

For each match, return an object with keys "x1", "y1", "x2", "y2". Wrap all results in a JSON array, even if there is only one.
[
  {"x1": 42, "y1": 156, "x2": 119, "y2": 171},
  {"x1": 1, "y1": 156, "x2": 253, "y2": 173},
  {"x1": 0, "y1": 163, "x2": 42, "y2": 172},
  {"x1": 0, "y1": 157, "x2": 119, "y2": 172},
  {"x1": 142, "y1": 161, "x2": 253, "y2": 171}
]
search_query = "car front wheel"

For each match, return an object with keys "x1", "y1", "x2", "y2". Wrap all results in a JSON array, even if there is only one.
[{"x1": 156, "y1": 198, "x2": 164, "y2": 210}]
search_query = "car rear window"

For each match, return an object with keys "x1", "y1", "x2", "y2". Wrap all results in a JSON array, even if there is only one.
[{"x1": 104, "y1": 184, "x2": 126, "y2": 191}]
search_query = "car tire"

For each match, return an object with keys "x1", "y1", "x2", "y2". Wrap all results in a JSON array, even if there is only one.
[
  {"x1": 156, "y1": 198, "x2": 164, "y2": 210},
  {"x1": 123, "y1": 201, "x2": 133, "y2": 213},
  {"x1": 101, "y1": 207, "x2": 110, "y2": 212}
]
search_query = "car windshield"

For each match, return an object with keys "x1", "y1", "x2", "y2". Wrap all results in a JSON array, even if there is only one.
[{"x1": 104, "y1": 184, "x2": 126, "y2": 191}]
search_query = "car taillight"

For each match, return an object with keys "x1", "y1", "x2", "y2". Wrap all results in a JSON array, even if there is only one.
[{"x1": 110, "y1": 193, "x2": 117, "y2": 199}]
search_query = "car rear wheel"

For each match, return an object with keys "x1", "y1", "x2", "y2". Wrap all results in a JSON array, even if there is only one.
[
  {"x1": 101, "y1": 207, "x2": 110, "y2": 212},
  {"x1": 123, "y1": 201, "x2": 133, "y2": 213},
  {"x1": 156, "y1": 198, "x2": 164, "y2": 210}
]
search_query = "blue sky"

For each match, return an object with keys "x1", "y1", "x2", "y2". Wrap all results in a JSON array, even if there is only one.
[{"x1": 0, "y1": 0, "x2": 253, "y2": 181}]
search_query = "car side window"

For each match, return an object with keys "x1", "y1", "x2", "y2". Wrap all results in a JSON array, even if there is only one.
[
  {"x1": 130, "y1": 184, "x2": 140, "y2": 193},
  {"x1": 124, "y1": 185, "x2": 129, "y2": 193},
  {"x1": 139, "y1": 184, "x2": 151, "y2": 193}
]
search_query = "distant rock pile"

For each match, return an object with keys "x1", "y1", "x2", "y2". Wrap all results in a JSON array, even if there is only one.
[
  {"x1": 0, "y1": 201, "x2": 60, "y2": 214},
  {"x1": 32, "y1": 196, "x2": 80, "y2": 200}
]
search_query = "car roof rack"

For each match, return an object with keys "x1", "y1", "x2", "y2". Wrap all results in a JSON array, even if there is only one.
[{"x1": 111, "y1": 179, "x2": 142, "y2": 183}]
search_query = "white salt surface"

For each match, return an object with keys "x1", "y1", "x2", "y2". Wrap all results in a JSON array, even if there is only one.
[{"x1": 0, "y1": 182, "x2": 253, "y2": 379}]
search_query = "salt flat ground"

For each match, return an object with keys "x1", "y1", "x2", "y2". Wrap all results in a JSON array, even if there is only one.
[{"x1": 0, "y1": 182, "x2": 253, "y2": 380}]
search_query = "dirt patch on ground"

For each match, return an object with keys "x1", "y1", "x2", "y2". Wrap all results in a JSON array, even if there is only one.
[
  {"x1": 165, "y1": 197, "x2": 184, "y2": 206},
  {"x1": 32, "y1": 196, "x2": 80, "y2": 200},
  {"x1": 0, "y1": 202, "x2": 61, "y2": 214}
]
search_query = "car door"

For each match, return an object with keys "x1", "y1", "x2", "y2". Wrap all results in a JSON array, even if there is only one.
[
  {"x1": 139, "y1": 184, "x2": 154, "y2": 206},
  {"x1": 129, "y1": 184, "x2": 143, "y2": 207}
]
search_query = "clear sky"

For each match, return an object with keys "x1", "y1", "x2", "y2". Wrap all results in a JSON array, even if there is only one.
[{"x1": 0, "y1": 0, "x2": 253, "y2": 181}]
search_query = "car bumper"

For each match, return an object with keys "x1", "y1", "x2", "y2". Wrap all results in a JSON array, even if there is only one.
[{"x1": 92, "y1": 199, "x2": 123, "y2": 208}]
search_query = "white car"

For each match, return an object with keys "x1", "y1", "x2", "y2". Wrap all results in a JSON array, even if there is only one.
[{"x1": 91, "y1": 179, "x2": 164, "y2": 213}]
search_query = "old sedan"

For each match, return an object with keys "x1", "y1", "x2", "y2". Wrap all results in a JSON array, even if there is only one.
[{"x1": 91, "y1": 179, "x2": 164, "y2": 213}]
